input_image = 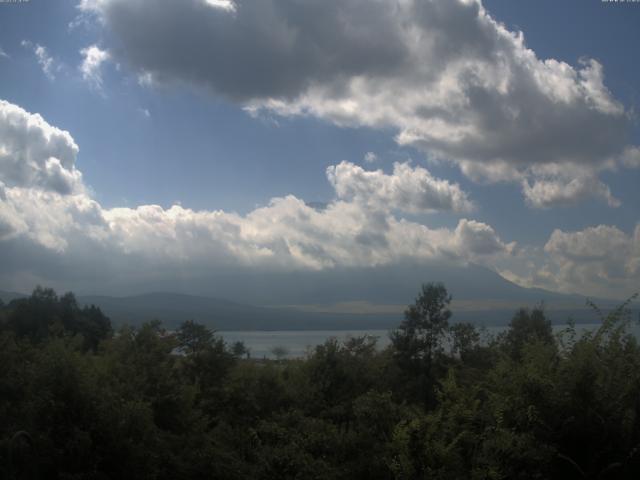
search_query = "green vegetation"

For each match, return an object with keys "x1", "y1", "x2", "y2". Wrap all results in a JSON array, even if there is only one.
[{"x1": 1, "y1": 284, "x2": 639, "y2": 479}]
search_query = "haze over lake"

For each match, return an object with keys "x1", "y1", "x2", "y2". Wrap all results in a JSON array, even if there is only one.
[{"x1": 220, "y1": 322, "x2": 640, "y2": 359}]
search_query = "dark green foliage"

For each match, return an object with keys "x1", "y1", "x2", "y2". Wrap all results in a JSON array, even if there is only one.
[
  {"x1": 450, "y1": 322, "x2": 480, "y2": 361},
  {"x1": 391, "y1": 283, "x2": 452, "y2": 367},
  {"x1": 502, "y1": 305, "x2": 554, "y2": 359},
  {"x1": 1, "y1": 287, "x2": 111, "y2": 351},
  {"x1": 390, "y1": 283, "x2": 452, "y2": 406},
  {"x1": 231, "y1": 340, "x2": 250, "y2": 358},
  {"x1": 1, "y1": 286, "x2": 640, "y2": 479}
]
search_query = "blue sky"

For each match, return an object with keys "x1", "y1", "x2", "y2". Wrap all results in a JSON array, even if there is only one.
[{"x1": 0, "y1": 0, "x2": 639, "y2": 301}]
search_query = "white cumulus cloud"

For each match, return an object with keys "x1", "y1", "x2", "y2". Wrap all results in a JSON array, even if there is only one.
[
  {"x1": 452, "y1": 219, "x2": 515, "y2": 258},
  {"x1": 327, "y1": 161, "x2": 474, "y2": 214},
  {"x1": 501, "y1": 225, "x2": 640, "y2": 300},
  {"x1": 541, "y1": 225, "x2": 640, "y2": 298},
  {"x1": 522, "y1": 175, "x2": 621, "y2": 209},
  {"x1": 79, "y1": 0, "x2": 638, "y2": 207},
  {"x1": 0, "y1": 98, "x2": 514, "y2": 292},
  {"x1": 0, "y1": 100, "x2": 83, "y2": 195},
  {"x1": 3, "y1": 98, "x2": 637, "y2": 299}
]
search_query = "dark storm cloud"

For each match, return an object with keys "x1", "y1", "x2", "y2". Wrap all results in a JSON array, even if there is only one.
[{"x1": 90, "y1": 0, "x2": 409, "y2": 101}]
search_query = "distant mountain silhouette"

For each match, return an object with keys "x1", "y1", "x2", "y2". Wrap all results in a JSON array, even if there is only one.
[
  {"x1": 0, "y1": 290, "x2": 26, "y2": 304},
  {"x1": 77, "y1": 292, "x2": 400, "y2": 331},
  {"x1": 2, "y1": 263, "x2": 631, "y2": 330},
  {"x1": 76, "y1": 264, "x2": 627, "y2": 329},
  {"x1": 168, "y1": 262, "x2": 596, "y2": 308}
]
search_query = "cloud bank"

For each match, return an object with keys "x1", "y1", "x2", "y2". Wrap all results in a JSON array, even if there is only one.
[
  {"x1": 542, "y1": 225, "x2": 640, "y2": 298},
  {"x1": 0, "y1": 99, "x2": 513, "y2": 293},
  {"x1": 1, "y1": 99, "x2": 637, "y2": 298},
  {"x1": 80, "y1": 0, "x2": 638, "y2": 207}
]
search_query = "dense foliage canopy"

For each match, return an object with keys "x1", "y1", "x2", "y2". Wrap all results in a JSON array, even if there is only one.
[{"x1": 1, "y1": 284, "x2": 639, "y2": 479}]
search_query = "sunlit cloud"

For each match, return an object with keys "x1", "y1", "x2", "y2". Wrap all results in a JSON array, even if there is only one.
[
  {"x1": 80, "y1": 0, "x2": 638, "y2": 207},
  {"x1": 0, "y1": 99, "x2": 514, "y2": 291},
  {"x1": 79, "y1": 45, "x2": 111, "y2": 90}
]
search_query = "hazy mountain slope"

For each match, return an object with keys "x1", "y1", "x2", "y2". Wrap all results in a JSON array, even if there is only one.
[
  {"x1": 181, "y1": 263, "x2": 590, "y2": 307},
  {"x1": 78, "y1": 293, "x2": 400, "y2": 331},
  {"x1": 74, "y1": 264, "x2": 629, "y2": 330},
  {"x1": 0, "y1": 290, "x2": 26, "y2": 304},
  {"x1": 4, "y1": 263, "x2": 632, "y2": 330}
]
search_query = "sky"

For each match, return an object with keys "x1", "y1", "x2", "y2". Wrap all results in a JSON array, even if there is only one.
[{"x1": 0, "y1": 0, "x2": 639, "y2": 301}]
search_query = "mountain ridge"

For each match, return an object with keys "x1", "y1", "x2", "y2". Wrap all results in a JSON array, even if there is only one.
[{"x1": 2, "y1": 263, "x2": 632, "y2": 330}]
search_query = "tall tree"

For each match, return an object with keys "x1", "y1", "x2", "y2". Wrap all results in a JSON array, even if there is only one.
[{"x1": 390, "y1": 282, "x2": 452, "y2": 406}]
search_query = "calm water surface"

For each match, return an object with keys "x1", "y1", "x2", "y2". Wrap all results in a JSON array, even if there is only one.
[{"x1": 220, "y1": 323, "x2": 640, "y2": 359}]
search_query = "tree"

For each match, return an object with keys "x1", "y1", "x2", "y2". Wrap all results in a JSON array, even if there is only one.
[
  {"x1": 6, "y1": 286, "x2": 58, "y2": 342},
  {"x1": 271, "y1": 345, "x2": 289, "y2": 361},
  {"x1": 391, "y1": 283, "x2": 452, "y2": 367},
  {"x1": 390, "y1": 283, "x2": 452, "y2": 406},
  {"x1": 231, "y1": 340, "x2": 250, "y2": 359},
  {"x1": 78, "y1": 304, "x2": 112, "y2": 350},
  {"x1": 450, "y1": 322, "x2": 480, "y2": 362},
  {"x1": 502, "y1": 305, "x2": 553, "y2": 359},
  {"x1": 4, "y1": 287, "x2": 111, "y2": 350},
  {"x1": 176, "y1": 320, "x2": 214, "y2": 356}
]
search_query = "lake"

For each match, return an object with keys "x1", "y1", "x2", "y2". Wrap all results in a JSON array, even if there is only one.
[{"x1": 220, "y1": 322, "x2": 639, "y2": 359}]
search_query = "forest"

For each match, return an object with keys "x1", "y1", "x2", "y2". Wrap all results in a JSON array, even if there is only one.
[{"x1": 1, "y1": 284, "x2": 640, "y2": 479}]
